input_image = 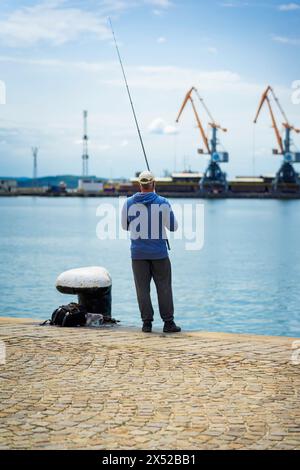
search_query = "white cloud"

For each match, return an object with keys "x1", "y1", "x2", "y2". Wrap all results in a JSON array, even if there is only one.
[
  {"x1": 148, "y1": 117, "x2": 178, "y2": 135},
  {"x1": 145, "y1": 0, "x2": 172, "y2": 8},
  {"x1": 164, "y1": 124, "x2": 178, "y2": 135},
  {"x1": 0, "y1": 80, "x2": 6, "y2": 105},
  {"x1": 146, "y1": 0, "x2": 172, "y2": 15},
  {"x1": 98, "y1": 144, "x2": 111, "y2": 151},
  {"x1": 104, "y1": 66, "x2": 245, "y2": 92},
  {"x1": 278, "y1": 3, "x2": 300, "y2": 11},
  {"x1": 0, "y1": 55, "x2": 116, "y2": 71},
  {"x1": 120, "y1": 139, "x2": 129, "y2": 147},
  {"x1": 0, "y1": 0, "x2": 173, "y2": 48},
  {"x1": 157, "y1": 36, "x2": 166, "y2": 43},
  {"x1": 100, "y1": 0, "x2": 138, "y2": 13},
  {"x1": 272, "y1": 35, "x2": 300, "y2": 46},
  {"x1": 0, "y1": 2, "x2": 111, "y2": 47},
  {"x1": 74, "y1": 139, "x2": 111, "y2": 152},
  {"x1": 0, "y1": 54, "x2": 282, "y2": 96},
  {"x1": 207, "y1": 46, "x2": 218, "y2": 54},
  {"x1": 219, "y1": 1, "x2": 249, "y2": 7}
]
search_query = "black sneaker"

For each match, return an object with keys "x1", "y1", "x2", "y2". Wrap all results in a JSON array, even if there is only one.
[
  {"x1": 163, "y1": 321, "x2": 181, "y2": 333},
  {"x1": 142, "y1": 321, "x2": 152, "y2": 333}
]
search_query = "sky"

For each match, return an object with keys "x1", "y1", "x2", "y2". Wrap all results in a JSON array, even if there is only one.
[{"x1": 0, "y1": 0, "x2": 299, "y2": 179}]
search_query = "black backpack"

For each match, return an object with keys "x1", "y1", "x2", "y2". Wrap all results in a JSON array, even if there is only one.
[{"x1": 43, "y1": 302, "x2": 87, "y2": 327}]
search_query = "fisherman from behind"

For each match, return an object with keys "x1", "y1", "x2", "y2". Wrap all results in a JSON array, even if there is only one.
[{"x1": 121, "y1": 170, "x2": 181, "y2": 333}]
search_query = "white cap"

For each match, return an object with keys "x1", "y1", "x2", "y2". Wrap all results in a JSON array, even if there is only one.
[{"x1": 138, "y1": 170, "x2": 155, "y2": 185}]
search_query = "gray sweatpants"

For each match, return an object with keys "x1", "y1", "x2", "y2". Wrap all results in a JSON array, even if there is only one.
[{"x1": 131, "y1": 257, "x2": 174, "y2": 323}]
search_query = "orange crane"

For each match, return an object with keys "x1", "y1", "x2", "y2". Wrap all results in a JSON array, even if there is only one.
[
  {"x1": 176, "y1": 86, "x2": 228, "y2": 191},
  {"x1": 254, "y1": 85, "x2": 300, "y2": 187}
]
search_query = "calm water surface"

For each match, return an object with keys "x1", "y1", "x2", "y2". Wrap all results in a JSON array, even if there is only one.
[{"x1": 0, "y1": 196, "x2": 299, "y2": 337}]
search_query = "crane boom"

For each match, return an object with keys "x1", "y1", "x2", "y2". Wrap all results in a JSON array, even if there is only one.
[
  {"x1": 254, "y1": 85, "x2": 300, "y2": 156},
  {"x1": 189, "y1": 95, "x2": 211, "y2": 154},
  {"x1": 254, "y1": 85, "x2": 271, "y2": 124},
  {"x1": 176, "y1": 86, "x2": 229, "y2": 191},
  {"x1": 269, "y1": 87, "x2": 290, "y2": 125},
  {"x1": 176, "y1": 87, "x2": 193, "y2": 122},
  {"x1": 176, "y1": 87, "x2": 210, "y2": 153},
  {"x1": 266, "y1": 96, "x2": 284, "y2": 154},
  {"x1": 254, "y1": 85, "x2": 300, "y2": 188},
  {"x1": 254, "y1": 86, "x2": 284, "y2": 154},
  {"x1": 193, "y1": 87, "x2": 215, "y2": 123},
  {"x1": 193, "y1": 87, "x2": 227, "y2": 132}
]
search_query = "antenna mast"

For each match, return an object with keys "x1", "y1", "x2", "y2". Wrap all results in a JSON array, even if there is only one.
[
  {"x1": 82, "y1": 110, "x2": 89, "y2": 177},
  {"x1": 32, "y1": 146, "x2": 38, "y2": 187}
]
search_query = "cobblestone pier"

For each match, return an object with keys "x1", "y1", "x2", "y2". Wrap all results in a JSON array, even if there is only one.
[{"x1": 0, "y1": 318, "x2": 299, "y2": 450}]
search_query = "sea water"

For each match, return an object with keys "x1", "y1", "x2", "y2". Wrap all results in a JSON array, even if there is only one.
[{"x1": 0, "y1": 196, "x2": 299, "y2": 337}]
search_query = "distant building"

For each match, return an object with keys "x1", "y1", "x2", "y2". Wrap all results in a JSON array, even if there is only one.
[
  {"x1": 0, "y1": 179, "x2": 17, "y2": 192},
  {"x1": 128, "y1": 171, "x2": 203, "y2": 195},
  {"x1": 78, "y1": 178, "x2": 103, "y2": 193}
]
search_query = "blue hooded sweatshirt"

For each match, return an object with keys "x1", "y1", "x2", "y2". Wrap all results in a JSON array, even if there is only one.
[{"x1": 121, "y1": 192, "x2": 178, "y2": 259}]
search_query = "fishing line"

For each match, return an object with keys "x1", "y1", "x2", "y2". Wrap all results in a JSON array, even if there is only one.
[{"x1": 252, "y1": 123, "x2": 256, "y2": 177}]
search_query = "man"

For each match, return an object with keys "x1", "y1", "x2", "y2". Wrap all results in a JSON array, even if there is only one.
[{"x1": 121, "y1": 170, "x2": 181, "y2": 333}]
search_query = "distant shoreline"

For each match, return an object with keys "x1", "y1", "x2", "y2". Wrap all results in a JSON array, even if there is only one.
[{"x1": 1, "y1": 192, "x2": 300, "y2": 199}]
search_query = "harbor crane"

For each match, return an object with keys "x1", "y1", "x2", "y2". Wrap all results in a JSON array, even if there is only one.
[
  {"x1": 176, "y1": 86, "x2": 229, "y2": 192},
  {"x1": 254, "y1": 85, "x2": 300, "y2": 189}
]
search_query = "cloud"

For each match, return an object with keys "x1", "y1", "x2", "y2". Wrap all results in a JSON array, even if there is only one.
[
  {"x1": 0, "y1": 80, "x2": 6, "y2": 105},
  {"x1": 148, "y1": 118, "x2": 178, "y2": 135},
  {"x1": 157, "y1": 36, "x2": 166, "y2": 43},
  {"x1": 0, "y1": 0, "x2": 173, "y2": 48},
  {"x1": 145, "y1": 0, "x2": 172, "y2": 7},
  {"x1": 0, "y1": 54, "x2": 277, "y2": 95},
  {"x1": 278, "y1": 3, "x2": 300, "y2": 11},
  {"x1": 0, "y1": 55, "x2": 116, "y2": 71},
  {"x1": 100, "y1": 0, "x2": 138, "y2": 13},
  {"x1": 97, "y1": 144, "x2": 111, "y2": 151},
  {"x1": 0, "y1": 1, "x2": 111, "y2": 47},
  {"x1": 146, "y1": 0, "x2": 172, "y2": 15},
  {"x1": 74, "y1": 138, "x2": 111, "y2": 152},
  {"x1": 207, "y1": 46, "x2": 218, "y2": 54},
  {"x1": 120, "y1": 139, "x2": 129, "y2": 147},
  {"x1": 272, "y1": 35, "x2": 300, "y2": 46},
  {"x1": 219, "y1": 1, "x2": 249, "y2": 7},
  {"x1": 104, "y1": 66, "x2": 244, "y2": 91}
]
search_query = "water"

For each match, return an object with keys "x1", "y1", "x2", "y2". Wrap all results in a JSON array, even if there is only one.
[{"x1": 0, "y1": 196, "x2": 299, "y2": 337}]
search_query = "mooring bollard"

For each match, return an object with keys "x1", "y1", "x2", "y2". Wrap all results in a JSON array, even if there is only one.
[{"x1": 56, "y1": 266, "x2": 112, "y2": 318}]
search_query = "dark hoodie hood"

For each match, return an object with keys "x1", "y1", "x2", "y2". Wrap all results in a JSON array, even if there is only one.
[{"x1": 133, "y1": 192, "x2": 159, "y2": 205}]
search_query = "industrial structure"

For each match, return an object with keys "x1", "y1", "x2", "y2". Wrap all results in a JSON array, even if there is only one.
[
  {"x1": 0, "y1": 179, "x2": 17, "y2": 193},
  {"x1": 32, "y1": 147, "x2": 38, "y2": 187},
  {"x1": 82, "y1": 110, "x2": 89, "y2": 177},
  {"x1": 3, "y1": 86, "x2": 300, "y2": 199},
  {"x1": 78, "y1": 178, "x2": 104, "y2": 194},
  {"x1": 176, "y1": 87, "x2": 229, "y2": 193},
  {"x1": 254, "y1": 85, "x2": 300, "y2": 191}
]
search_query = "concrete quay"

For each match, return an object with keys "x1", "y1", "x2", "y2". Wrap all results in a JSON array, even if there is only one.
[{"x1": 0, "y1": 317, "x2": 299, "y2": 450}]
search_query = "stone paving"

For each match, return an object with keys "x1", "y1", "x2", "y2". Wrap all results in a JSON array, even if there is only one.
[{"x1": 0, "y1": 317, "x2": 299, "y2": 450}]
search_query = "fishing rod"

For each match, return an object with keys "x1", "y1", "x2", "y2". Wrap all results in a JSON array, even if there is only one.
[
  {"x1": 108, "y1": 17, "x2": 150, "y2": 171},
  {"x1": 108, "y1": 18, "x2": 171, "y2": 250}
]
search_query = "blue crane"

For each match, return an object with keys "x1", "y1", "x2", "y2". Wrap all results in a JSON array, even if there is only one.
[
  {"x1": 254, "y1": 85, "x2": 300, "y2": 190},
  {"x1": 176, "y1": 87, "x2": 229, "y2": 193}
]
